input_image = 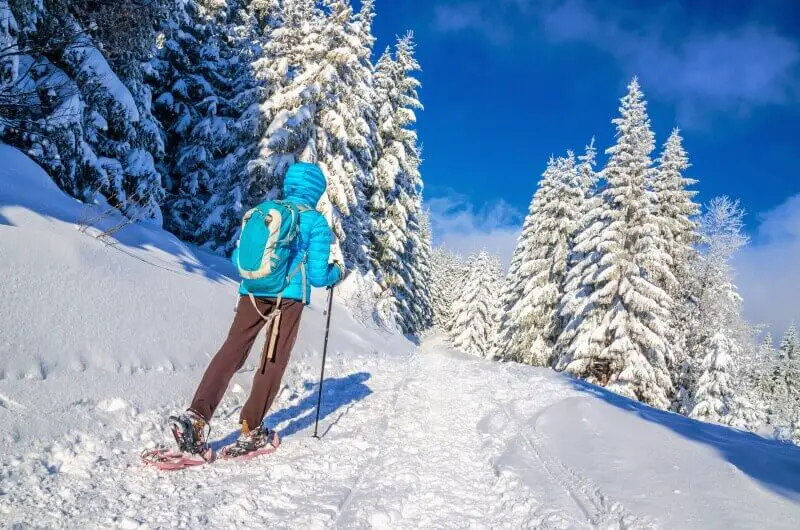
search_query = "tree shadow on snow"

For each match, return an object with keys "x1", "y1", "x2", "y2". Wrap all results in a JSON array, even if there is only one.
[
  {"x1": 567, "y1": 377, "x2": 800, "y2": 501},
  {"x1": 210, "y1": 371, "x2": 373, "y2": 451}
]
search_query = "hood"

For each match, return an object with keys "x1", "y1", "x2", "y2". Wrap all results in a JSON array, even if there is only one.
[{"x1": 283, "y1": 162, "x2": 327, "y2": 208}]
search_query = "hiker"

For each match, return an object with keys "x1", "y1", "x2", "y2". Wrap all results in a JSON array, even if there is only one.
[{"x1": 170, "y1": 162, "x2": 344, "y2": 460}]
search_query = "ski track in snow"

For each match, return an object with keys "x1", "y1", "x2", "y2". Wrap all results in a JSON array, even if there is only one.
[{"x1": 0, "y1": 338, "x2": 657, "y2": 529}]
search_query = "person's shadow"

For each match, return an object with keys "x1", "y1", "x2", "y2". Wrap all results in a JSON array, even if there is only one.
[{"x1": 211, "y1": 372, "x2": 373, "y2": 451}]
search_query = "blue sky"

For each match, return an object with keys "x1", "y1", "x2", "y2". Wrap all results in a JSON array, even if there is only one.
[{"x1": 366, "y1": 0, "x2": 800, "y2": 333}]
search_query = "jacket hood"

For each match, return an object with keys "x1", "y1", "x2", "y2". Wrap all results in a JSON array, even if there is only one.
[{"x1": 283, "y1": 162, "x2": 327, "y2": 207}]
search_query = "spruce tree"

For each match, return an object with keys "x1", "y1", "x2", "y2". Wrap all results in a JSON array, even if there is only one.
[
  {"x1": 2, "y1": 0, "x2": 165, "y2": 222},
  {"x1": 555, "y1": 78, "x2": 675, "y2": 409},
  {"x1": 252, "y1": 0, "x2": 376, "y2": 271},
  {"x1": 781, "y1": 323, "x2": 799, "y2": 360},
  {"x1": 146, "y1": 0, "x2": 263, "y2": 248},
  {"x1": 681, "y1": 197, "x2": 761, "y2": 426},
  {"x1": 449, "y1": 251, "x2": 502, "y2": 357},
  {"x1": 430, "y1": 247, "x2": 466, "y2": 331},
  {"x1": 495, "y1": 153, "x2": 584, "y2": 366},
  {"x1": 779, "y1": 323, "x2": 800, "y2": 434},
  {"x1": 690, "y1": 333, "x2": 737, "y2": 422},
  {"x1": 651, "y1": 128, "x2": 700, "y2": 295},
  {"x1": 367, "y1": 33, "x2": 427, "y2": 333}
]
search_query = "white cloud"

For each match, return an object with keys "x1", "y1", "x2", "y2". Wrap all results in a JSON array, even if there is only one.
[
  {"x1": 432, "y1": 3, "x2": 512, "y2": 44},
  {"x1": 426, "y1": 192, "x2": 522, "y2": 271},
  {"x1": 541, "y1": 0, "x2": 800, "y2": 125},
  {"x1": 432, "y1": 0, "x2": 800, "y2": 126},
  {"x1": 735, "y1": 194, "x2": 800, "y2": 337}
]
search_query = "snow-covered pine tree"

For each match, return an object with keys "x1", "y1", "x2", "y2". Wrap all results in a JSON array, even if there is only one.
[
  {"x1": 494, "y1": 153, "x2": 584, "y2": 366},
  {"x1": 251, "y1": 0, "x2": 375, "y2": 271},
  {"x1": 780, "y1": 323, "x2": 799, "y2": 360},
  {"x1": 682, "y1": 197, "x2": 762, "y2": 427},
  {"x1": 430, "y1": 247, "x2": 466, "y2": 331},
  {"x1": 494, "y1": 181, "x2": 539, "y2": 360},
  {"x1": 551, "y1": 140, "x2": 601, "y2": 365},
  {"x1": 449, "y1": 251, "x2": 503, "y2": 357},
  {"x1": 367, "y1": 47, "x2": 403, "y2": 325},
  {"x1": 778, "y1": 323, "x2": 800, "y2": 438},
  {"x1": 577, "y1": 138, "x2": 598, "y2": 194},
  {"x1": 2, "y1": 0, "x2": 165, "y2": 222},
  {"x1": 366, "y1": 33, "x2": 428, "y2": 333},
  {"x1": 400, "y1": 205, "x2": 434, "y2": 333},
  {"x1": 554, "y1": 78, "x2": 675, "y2": 409},
  {"x1": 0, "y1": 0, "x2": 22, "y2": 134},
  {"x1": 651, "y1": 128, "x2": 700, "y2": 295},
  {"x1": 651, "y1": 128, "x2": 700, "y2": 392},
  {"x1": 690, "y1": 333, "x2": 737, "y2": 422},
  {"x1": 146, "y1": 0, "x2": 263, "y2": 247}
]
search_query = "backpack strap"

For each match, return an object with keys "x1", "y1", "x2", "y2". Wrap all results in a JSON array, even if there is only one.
[
  {"x1": 288, "y1": 203, "x2": 314, "y2": 305},
  {"x1": 284, "y1": 253, "x2": 309, "y2": 305},
  {"x1": 249, "y1": 292, "x2": 284, "y2": 369}
]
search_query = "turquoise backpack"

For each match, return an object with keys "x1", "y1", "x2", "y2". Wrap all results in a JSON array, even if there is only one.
[{"x1": 234, "y1": 200, "x2": 309, "y2": 301}]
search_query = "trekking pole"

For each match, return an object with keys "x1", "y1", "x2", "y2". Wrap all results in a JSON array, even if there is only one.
[{"x1": 313, "y1": 286, "x2": 335, "y2": 438}]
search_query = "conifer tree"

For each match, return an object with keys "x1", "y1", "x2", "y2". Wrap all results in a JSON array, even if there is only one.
[
  {"x1": 576, "y1": 138, "x2": 598, "y2": 196},
  {"x1": 252, "y1": 0, "x2": 376, "y2": 270},
  {"x1": 778, "y1": 323, "x2": 800, "y2": 432},
  {"x1": 495, "y1": 153, "x2": 584, "y2": 366},
  {"x1": 681, "y1": 197, "x2": 760, "y2": 426},
  {"x1": 690, "y1": 333, "x2": 737, "y2": 422},
  {"x1": 781, "y1": 323, "x2": 799, "y2": 360},
  {"x1": 450, "y1": 251, "x2": 502, "y2": 357},
  {"x1": 430, "y1": 247, "x2": 466, "y2": 331},
  {"x1": 146, "y1": 0, "x2": 264, "y2": 248},
  {"x1": 366, "y1": 33, "x2": 427, "y2": 333},
  {"x1": 2, "y1": 0, "x2": 165, "y2": 222},
  {"x1": 651, "y1": 128, "x2": 700, "y2": 295},
  {"x1": 555, "y1": 78, "x2": 675, "y2": 409}
]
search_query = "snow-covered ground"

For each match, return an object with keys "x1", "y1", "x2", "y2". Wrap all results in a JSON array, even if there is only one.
[{"x1": 2, "y1": 144, "x2": 800, "y2": 529}]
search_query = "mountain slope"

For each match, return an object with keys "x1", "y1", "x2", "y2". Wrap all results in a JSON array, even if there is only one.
[{"x1": 1, "y1": 145, "x2": 799, "y2": 529}]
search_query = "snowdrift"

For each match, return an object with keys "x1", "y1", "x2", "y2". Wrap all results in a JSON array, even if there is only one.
[{"x1": 1, "y1": 145, "x2": 800, "y2": 529}]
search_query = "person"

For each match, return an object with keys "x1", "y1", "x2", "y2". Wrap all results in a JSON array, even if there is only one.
[{"x1": 171, "y1": 162, "x2": 344, "y2": 459}]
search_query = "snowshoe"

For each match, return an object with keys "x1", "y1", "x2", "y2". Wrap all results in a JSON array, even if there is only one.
[
  {"x1": 140, "y1": 447, "x2": 210, "y2": 470},
  {"x1": 219, "y1": 422, "x2": 280, "y2": 461}
]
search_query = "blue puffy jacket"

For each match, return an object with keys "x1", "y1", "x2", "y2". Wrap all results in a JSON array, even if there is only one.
[{"x1": 231, "y1": 163, "x2": 343, "y2": 302}]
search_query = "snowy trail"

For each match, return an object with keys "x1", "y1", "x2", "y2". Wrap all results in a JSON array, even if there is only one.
[
  {"x1": 3, "y1": 331, "x2": 797, "y2": 529},
  {"x1": 0, "y1": 336, "x2": 654, "y2": 529},
  {"x1": 2, "y1": 340, "x2": 800, "y2": 529}
]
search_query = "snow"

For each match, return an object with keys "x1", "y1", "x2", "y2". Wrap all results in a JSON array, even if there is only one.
[
  {"x1": 2, "y1": 145, "x2": 800, "y2": 528},
  {"x1": 75, "y1": 39, "x2": 141, "y2": 123}
]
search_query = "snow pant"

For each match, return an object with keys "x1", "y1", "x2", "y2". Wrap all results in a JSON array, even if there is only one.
[{"x1": 189, "y1": 296, "x2": 304, "y2": 431}]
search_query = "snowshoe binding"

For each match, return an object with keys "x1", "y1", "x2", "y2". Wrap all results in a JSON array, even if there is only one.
[
  {"x1": 141, "y1": 410, "x2": 214, "y2": 470},
  {"x1": 169, "y1": 410, "x2": 213, "y2": 458},
  {"x1": 220, "y1": 421, "x2": 280, "y2": 461}
]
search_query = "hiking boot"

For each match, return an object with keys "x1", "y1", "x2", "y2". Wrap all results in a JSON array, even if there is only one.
[
  {"x1": 169, "y1": 410, "x2": 211, "y2": 457},
  {"x1": 221, "y1": 421, "x2": 280, "y2": 459}
]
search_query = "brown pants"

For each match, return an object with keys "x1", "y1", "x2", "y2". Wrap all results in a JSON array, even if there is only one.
[{"x1": 190, "y1": 296, "x2": 304, "y2": 430}]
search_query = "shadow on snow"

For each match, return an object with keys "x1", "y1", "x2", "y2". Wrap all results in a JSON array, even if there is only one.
[
  {"x1": 210, "y1": 371, "x2": 373, "y2": 451},
  {"x1": 567, "y1": 377, "x2": 800, "y2": 501}
]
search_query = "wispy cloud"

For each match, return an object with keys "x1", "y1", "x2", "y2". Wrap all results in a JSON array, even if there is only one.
[
  {"x1": 432, "y1": 3, "x2": 512, "y2": 44},
  {"x1": 735, "y1": 194, "x2": 800, "y2": 337},
  {"x1": 427, "y1": 192, "x2": 522, "y2": 269},
  {"x1": 433, "y1": 0, "x2": 800, "y2": 126},
  {"x1": 541, "y1": 0, "x2": 800, "y2": 125}
]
